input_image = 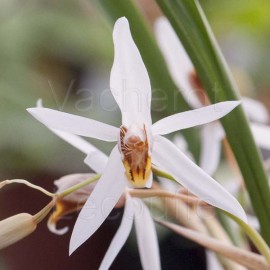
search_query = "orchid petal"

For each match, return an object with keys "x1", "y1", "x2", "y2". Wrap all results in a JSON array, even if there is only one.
[
  {"x1": 152, "y1": 136, "x2": 247, "y2": 222},
  {"x1": 247, "y1": 215, "x2": 259, "y2": 231},
  {"x1": 111, "y1": 17, "x2": 152, "y2": 126},
  {"x1": 242, "y1": 97, "x2": 269, "y2": 124},
  {"x1": 69, "y1": 146, "x2": 126, "y2": 255},
  {"x1": 145, "y1": 172, "x2": 153, "y2": 188},
  {"x1": 174, "y1": 134, "x2": 189, "y2": 152},
  {"x1": 99, "y1": 195, "x2": 134, "y2": 270},
  {"x1": 199, "y1": 122, "x2": 225, "y2": 176},
  {"x1": 47, "y1": 128, "x2": 109, "y2": 173},
  {"x1": 133, "y1": 199, "x2": 161, "y2": 270},
  {"x1": 251, "y1": 123, "x2": 270, "y2": 150},
  {"x1": 36, "y1": 100, "x2": 109, "y2": 165},
  {"x1": 206, "y1": 251, "x2": 224, "y2": 270},
  {"x1": 47, "y1": 216, "x2": 69, "y2": 236},
  {"x1": 27, "y1": 108, "x2": 118, "y2": 142},
  {"x1": 84, "y1": 150, "x2": 108, "y2": 174},
  {"x1": 154, "y1": 17, "x2": 201, "y2": 109},
  {"x1": 55, "y1": 129, "x2": 103, "y2": 154},
  {"x1": 174, "y1": 134, "x2": 194, "y2": 161},
  {"x1": 151, "y1": 101, "x2": 240, "y2": 136}
]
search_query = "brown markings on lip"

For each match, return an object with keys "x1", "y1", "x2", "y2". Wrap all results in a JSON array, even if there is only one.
[{"x1": 120, "y1": 125, "x2": 151, "y2": 187}]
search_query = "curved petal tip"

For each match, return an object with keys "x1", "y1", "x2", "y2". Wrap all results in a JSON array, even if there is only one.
[
  {"x1": 36, "y1": 98, "x2": 43, "y2": 107},
  {"x1": 229, "y1": 100, "x2": 241, "y2": 107},
  {"x1": 113, "y1": 17, "x2": 129, "y2": 36},
  {"x1": 154, "y1": 16, "x2": 167, "y2": 29},
  {"x1": 214, "y1": 100, "x2": 241, "y2": 113}
]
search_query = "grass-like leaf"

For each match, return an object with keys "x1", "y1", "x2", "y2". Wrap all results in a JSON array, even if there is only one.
[{"x1": 155, "y1": 0, "x2": 270, "y2": 244}]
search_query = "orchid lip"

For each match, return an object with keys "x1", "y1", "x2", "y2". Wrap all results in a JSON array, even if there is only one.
[{"x1": 119, "y1": 124, "x2": 152, "y2": 187}]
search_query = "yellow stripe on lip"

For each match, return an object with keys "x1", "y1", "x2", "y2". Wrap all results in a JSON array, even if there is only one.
[
  {"x1": 124, "y1": 156, "x2": 152, "y2": 188},
  {"x1": 119, "y1": 124, "x2": 152, "y2": 188}
]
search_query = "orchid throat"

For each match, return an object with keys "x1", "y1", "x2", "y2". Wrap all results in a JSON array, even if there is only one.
[{"x1": 119, "y1": 124, "x2": 152, "y2": 188}]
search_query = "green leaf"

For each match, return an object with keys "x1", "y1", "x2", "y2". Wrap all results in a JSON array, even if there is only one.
[{"x1": 155, "y1": 0, "x2": 270, "y2": 244}]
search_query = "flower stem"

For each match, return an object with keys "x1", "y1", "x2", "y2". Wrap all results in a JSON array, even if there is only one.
[
  {"x1": 129, "y1": 188, "x2": 206, "y2": 205},
  {"x1": 0, "y1": 179, "x2": 54, "y2": 197},
  {"x1": 224, "y1": 211, "x2": 270, "y2": 266},
  {"x1": 33, "y1": 199, "x2": 56, "y2": 224},
  {"x1": 57, "y1": 174, "x2": 101, "y2": 198},
  {"x1": 152, "y1": 166, "x2": 176, "y2": 182}
]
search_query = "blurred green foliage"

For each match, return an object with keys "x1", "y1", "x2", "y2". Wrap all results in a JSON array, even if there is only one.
[
  {"x1": 0, "y1": 1, "x2": 115, "y2": 177},
  {"x1": 203, "y1": 0, "x2": 270, "y2": 86}
]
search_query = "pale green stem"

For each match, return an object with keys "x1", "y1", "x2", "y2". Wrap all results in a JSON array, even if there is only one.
[
  {"x1": 129, "y1": 189, "x2": 206, "y2": 205},
  {"x1": 216, "y1": 211, "x2": 248, "y2": 248},
  {"x1": 224, "y1": 211, "x2": 270, "y2": 267},
  {"x1": 57, "y1": 174, "x2": 101, "y2": 198},
  {"x1": 152, "y1": 165, "x2": 177, "y2": 182},
  {"x1": 33, "y1": 199, "x2": 56, "y2": 224},
  {"x1": 0, "y1": 179, "x2": 54, "y2": 197}
]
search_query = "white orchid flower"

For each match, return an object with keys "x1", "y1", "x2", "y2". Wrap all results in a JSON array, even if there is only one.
[
  {"x1": 27, "y1": 17, "x2": 247, "y2": 254},
  {"x1": 155, "y1": 17, "x2": 270, "y2": 176},
  {"x1": 35, "y1": 106, "x2": 161, "y2": 270}
]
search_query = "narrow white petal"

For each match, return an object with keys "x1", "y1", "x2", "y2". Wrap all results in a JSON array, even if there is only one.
[
  {"x1": 133, "y1": 199, "x2": 161, "y2": 270},
  {"x1": 49, "y1": 136, "x2": 108, "y2": 173},
  {"x1": 47, "y1": 218, "x2": 69, "y2": 236},
  {"x1": 99, "y1": 195, "x2": 134, "y2": 270},
  {"x1": 242, "y1": 97, "x2": 269, "y2": 124},
  {"x1": 111, "y1": 17, "x2": 152, "y2": 126},
  {"x1": 206, "y1": 251, "x2": 224, "y2": 270},
  {"x1": 174, "y1": 134, "x2": 189, "y2": 152},
  {"x1": 251, "y1": 123, "x2": 270, "y2": 150},
  {"x1": 27, "y1": 108, "x2": 118, "y2": 142},
  {"x1": 37, "y1": 99, "x2": 107, "y2": 159},
  {"x1": 159, "y1": 177, "x2": 180, "y2": 193},
  {"x1": 145, "y1": 172, "x2": 153, "y2": 188},
  {"x1": 152, "y1": 136, "x2": 247, "y2": 222},
  {"x1": 223, "y1": 178, "x2": 240, "y2": 196},
  {"x1": 84, "y1": 150, "x2": 108, "y2": 174},
  {"x1": 199, "y1": 122, "x2": 225, "y2": 176},
  {"x1": 247, "y1": 215, "x2": 259, "y2": 231},
  {"x1": 154, "y1": 17, "x2": 201, "y2": 109},
  {"x1": 173, "y1": 134, "x2": 194, "y2": 161},
  {"x1": 152, "y1": 101, "x2": 240, "y2": 136},
  {"x1": 52, "y1": 129, "x2": 98, "y2": 154},
  {"x1": 69, "y1": 146, "x2": 126, "y2": 255}
]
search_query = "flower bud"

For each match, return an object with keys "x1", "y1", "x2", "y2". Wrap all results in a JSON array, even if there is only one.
[
  {"x1": 0, "y1": 213, "x2": 37, "y2": 250},
  {"x1": 0, "y1": 199, "x2": 55, "y2": 250}
]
